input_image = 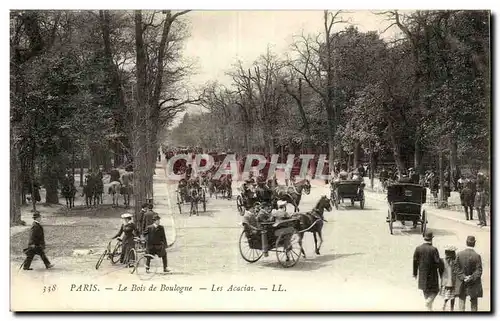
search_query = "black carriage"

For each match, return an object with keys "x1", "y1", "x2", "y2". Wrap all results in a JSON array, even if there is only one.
[
  {"x1": 176, "y1": 182, "x2": 207, "y2": 215},
  {"x1": 236, "y1": 183, "x2": 259, "y2": 216},
  {"x1": 330, "y1": 180, "x2": 365, "y2": 209},
  {"x1": 239, "y1": 216, "x2": 302, "y2": 268},
  {"x1": 386, "y1": 183, "x2": 427, "y2": 235}
]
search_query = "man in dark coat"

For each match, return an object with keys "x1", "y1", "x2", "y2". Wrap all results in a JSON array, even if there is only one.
[
  {"x1": 109, "y1": 168, "x2": 121, "y2": 183},
  {"x1": 143, "y1": 214, "x2": 170, "y2": 273},
  {"x1": 23, "y1": 213, "x2": 54, "y2": 270},
  {"x1": 413, "y1": 231, "x2": 442, "y2": 311},
  {"x1": 141, "y1": 204, "x2": 157, "y2": 234},
  {"x1": 454, "y1": 236, "x2": 483, "y2": 311},
  {"x1": 137, "y1": 203, "x2": 149, "y2": 230},
  {"x1": 460, "y1": 181, "x2": 475, "y2": 220}
]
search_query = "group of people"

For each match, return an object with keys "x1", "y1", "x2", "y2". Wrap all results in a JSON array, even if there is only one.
[
  {"x1": 111, "y1": 203, "x2": 171, "y2": 273},
  {"x1": 413, "y1": 231, "x2": 483, "y2": 311}
]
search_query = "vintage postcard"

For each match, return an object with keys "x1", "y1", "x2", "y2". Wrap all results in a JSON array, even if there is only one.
[{"x1": 9, "y1": 9, "x2": 491, "y2": 312}]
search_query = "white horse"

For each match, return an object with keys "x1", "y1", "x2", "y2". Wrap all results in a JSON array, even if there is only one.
[{"x1": 108, "y1": 181, "x2": 122, "y2": 207}]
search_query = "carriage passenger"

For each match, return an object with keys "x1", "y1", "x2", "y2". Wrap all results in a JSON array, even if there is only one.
[{"x1": 271, "y1": 200, "x2": 290, "y2": 221}]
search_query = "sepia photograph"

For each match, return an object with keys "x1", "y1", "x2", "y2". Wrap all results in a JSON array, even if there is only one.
[{"x1": 8, "y1": 5, "x2": 491, "y2": 312}]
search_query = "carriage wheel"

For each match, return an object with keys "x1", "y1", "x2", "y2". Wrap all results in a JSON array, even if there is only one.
[
  {"x1": 176, "y1": 193, "x2": 182, "y2": 214},
  {"x1": 239, "y1": 230, "x2": 263, "y2": 263},
  {"x1": 421, "y1": 210, "x2": 427, "y2": 235},
  {"x1": 360, "y1": 198, "x2": 365, "y2": 209},
  {"x1": 276, "y1": 231, "x2": 301, "y2": 268},
  {"x1": 134, "y1": 255, "x2": 157, "y2": 280},
  {"x1": 110, "y1": 241, "x2": 122, "y2": 264},
  {"x1": 388, "y1": 210, "x2": 394, "y2": 235},
  {"x1": 127, "y1": 248, "x2": 137, "y2": 273},
  {"x1": 95, "y1": 249, "x2": 108, "y2": 270},
  {"x1": 236, "y1": 196, "x2": 244, "y2": 216}
]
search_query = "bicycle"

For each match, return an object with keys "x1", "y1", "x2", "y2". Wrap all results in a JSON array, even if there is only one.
[
  {"x1": 95, "y1": 238, "x2": 123, "y2": 270},
  {"x1": 129, "y1": 237, "x2": 161, "y2": 280}
]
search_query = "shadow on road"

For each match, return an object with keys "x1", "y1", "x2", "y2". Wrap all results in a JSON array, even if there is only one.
[
  {"x1": 398, "y1": 227, "x2": 456, "y2": 237},
  {"x1": 258, "y1": 252, "x2": 364, "y2": 271}
]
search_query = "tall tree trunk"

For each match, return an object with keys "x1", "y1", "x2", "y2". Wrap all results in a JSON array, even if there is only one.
[
  {"x1": 10, "y1": 127, "x2": 23, "y2": 225},
  {"x1": 44, "y1": 166, "x2": 59, "y2": 205},
  {"x1": 369, "y1": 143, "x2": 375, "y2": 189},
  {"x1": 79, "y1": 151, "x2": 84, "y2": 187},
  {"x1": 414, "y1": 132, "x2": 422, "y2": 175},
  {"x1": 387, "y1": 117, "x2": 405, "y2": 173},
  {"x1": 438, "y1": 149, "x2": 445, "y2": 206},
  {"x1": 133, "y1": 10, "x2": 150, "y2": 219},
  {"x1": 353, "y1": 141, "x2": 360, "y2": 169},
  {"x1": 449, "y1": 138, "x2": 457, "y2": 190}
]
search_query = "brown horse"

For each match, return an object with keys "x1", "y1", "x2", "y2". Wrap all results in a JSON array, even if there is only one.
[
  {"x1": 273, "y1": 179, "x2": 311, "y2": 212},
  {"x1": 292, "y1": 195, "x2": 332, "y2": 258}
]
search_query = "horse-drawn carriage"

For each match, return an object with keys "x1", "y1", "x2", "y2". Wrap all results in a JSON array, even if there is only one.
[
  {"x1": 236, "y1": 180, "x2": 261, "y2": 215},
  {"x1": 386, "y1": 183, "x2": 427, "y2": 235},
  {"x1": 330, "y1": 179, "x2": 365, "y2": 209},
  {"x1": 176, "y1": 179, "x2": 207, "y2": 216},
  {"x1": 239, "y1": 214, "x2": 302, "y2": 268}
]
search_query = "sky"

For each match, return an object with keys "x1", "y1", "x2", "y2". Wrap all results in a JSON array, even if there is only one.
[{"x1": 174, "y1": 10, "x2": 403, "y2": 125}]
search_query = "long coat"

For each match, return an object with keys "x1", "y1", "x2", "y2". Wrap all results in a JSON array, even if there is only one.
[
  {"x1": 413, "y1": 242, "x2": 442, "y2": 292},
  {"x1": 28, "y1": 221, "x2": 45, "y2": 248},
  {"x1": 454, "y1": 248, "x2": 483, "y2": 298},
  {"x1": 144, "y1": 224, "x2": 167, "y2": 256}
]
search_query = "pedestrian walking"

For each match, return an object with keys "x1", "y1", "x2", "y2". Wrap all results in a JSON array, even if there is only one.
[
  {"x1": 144, "y1": 214, "x2": 170, "y2": 273},
  {"x1": 22, "y1": 212, "x2": 54, "y2": 270},
  {"x1": 413, "y1": 231, "x2": 443, "y2": 311},
  {"x1": 439, "y1": 245, "x2": 458, "y2": 311},
  {"x1": 460, "y1": 181, "x2": 475, "y2": 220},
  {"x1": 454, "y1": 236, "x2": 483, "y2": 312},
  {"x1": 474, "y1": 187, "x2": 488, "y2": 227}
]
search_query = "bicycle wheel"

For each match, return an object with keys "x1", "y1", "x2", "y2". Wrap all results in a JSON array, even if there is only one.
[
  {"x1": 110, "y1": 241, "x2": 122, "y2": 264},
  {"x1": 127, "y1": 248, "x2": 137, "y2": 273},
  {"x1": 134, "y1": 255, "x2": 157, "y2": 280},
  {"x1": 95, "y1": 249, "x2": 108, "y2": 270}
]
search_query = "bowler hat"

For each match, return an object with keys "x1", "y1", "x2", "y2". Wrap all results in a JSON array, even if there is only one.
[
  {"x1": 467, "y1": 235, "x2": 476, "y2": 244},
  {"x1": 32, "y1": 212, "x2": 41, "y2": 219},
  {"x1": 423, "y1": 231, "x2": 434, "y2": 241},
  {"x1": 153, "y1": 214, "x2": 161, "y2": 220}
]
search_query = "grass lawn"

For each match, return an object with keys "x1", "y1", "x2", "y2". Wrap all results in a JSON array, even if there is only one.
[{"x1": 10, "y1": 205, "x2": 127, "y2": 260}]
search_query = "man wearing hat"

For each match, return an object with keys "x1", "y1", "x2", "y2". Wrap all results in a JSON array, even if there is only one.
[
  {"x1": 23, "y1": 213, "x2": 54, "y2": 270},
  {"x1": 143, "y1": 214, "x2": 170, "y2": 273},
  {"x1": 141, "y1": 203, "x2": 157, "y2": 234},
  {"x1": 272, "y1": 200, "x2": 289, "y2": 221},
  {"x1": 454, "y1": 236, "x2": 483, "y2": 311},
  {"x1": 413, "y1": 231, "x2": 442, "y2": 311}
]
